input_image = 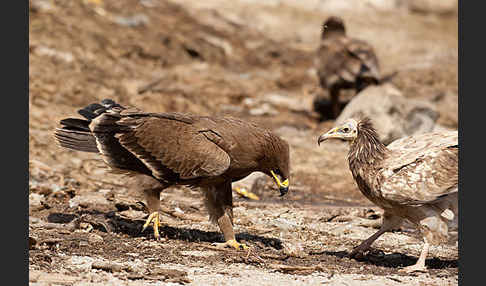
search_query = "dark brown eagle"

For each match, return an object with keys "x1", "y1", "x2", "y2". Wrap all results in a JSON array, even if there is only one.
[
  {"x1": 318, "y1": 118, "x2": 458, "y2": 273},
  {"x1": 315, "y1": 16, "x2": 380, "y2": 119},
  {"x1": 54, "y1": 99, "x2": 290, "y2": 250}
]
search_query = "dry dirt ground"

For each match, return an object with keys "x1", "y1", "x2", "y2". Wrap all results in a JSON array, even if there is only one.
[{"x1": 29, "y1": 0, "x2": 458, "y2": 285}]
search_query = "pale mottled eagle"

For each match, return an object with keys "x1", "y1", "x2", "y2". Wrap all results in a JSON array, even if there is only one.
[
  {"x1": 315, "y1": 16, "x2": 380, "y2": 119},
  {"x1": 54, "y1": 99, "x2": 290, "y2": 250},
  {"x1": 318, "y1": 118, "x2": 458, "y2": 273}
]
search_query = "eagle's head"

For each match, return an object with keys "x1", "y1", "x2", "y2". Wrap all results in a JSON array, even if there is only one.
[{"x1": 261, "y1": 136, "x2": 290, "y2": 197}]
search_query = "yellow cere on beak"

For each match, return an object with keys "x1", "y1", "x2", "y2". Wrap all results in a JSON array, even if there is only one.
[
  {"x1": 281, "y1": 178, "x2": 289, "y2": 188},
  {"x1": 270, "y1": 170, "x2": 289, "y2": 188}
]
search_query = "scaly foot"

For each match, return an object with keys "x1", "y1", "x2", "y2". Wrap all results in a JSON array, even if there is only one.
[
  {"x1": 212, "y1": 239, "x2": 249, "y2": 250},
  {"x1": 233, "y1": 187, "x2": 260, "y2": 200},
  {"x1": 399, "y1": 264, "x2": 427, "y2": 274},
  {"x1": 142, "y1": 212, "x2": 163, "y2": 240}
]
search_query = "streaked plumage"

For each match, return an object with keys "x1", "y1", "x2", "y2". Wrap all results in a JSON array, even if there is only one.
[
  {"x1": 318, "y1": 118, "x2": 458, "y2": 273},
  {"x1": 315, "y1": 16, "x2": 380, "y2": 119},
  {"x1": 54, "y1": 99, "x2": 290, "y2": 250}
]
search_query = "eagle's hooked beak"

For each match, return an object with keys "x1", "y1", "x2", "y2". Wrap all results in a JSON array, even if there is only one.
[{"x1": 270, "y1": 170, "x2": 289, "y2": 197}]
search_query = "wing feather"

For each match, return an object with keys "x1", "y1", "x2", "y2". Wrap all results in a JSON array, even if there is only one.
[
  {"x1": 116, "y1": 116, "x2": 231, "y2": 181},
  {"x1": 379, "y1": 131, "x2": 458, "y2": 205},
  {"x1": 317, "y1": 36, "x2": 380, "y2": 87},
  {"x1": 56, "y1": 101, "x2": 232, "y2": 182},
  {"x1": 345, "y1": 38, "x2": 380, "y2": 80}
]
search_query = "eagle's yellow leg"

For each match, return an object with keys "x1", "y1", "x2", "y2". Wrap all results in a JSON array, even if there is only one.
[
  {"x1": 213, "y1": 239, "x2": 249, "y2": 250},
  {"x1": 205, "y1": 183, "x2": 249, "y2": 250},
  {"x1": 142, "y1": 212, "x2": 162, "y2": 239},
  {"x1": 140, "y1": 186, "x2": 165, "y2": 240},
  {"x1": 233, "y1": 187, "x2": 260, "y2": 200},
  {"x1": 211, "y1": 210, "x2": 249, "y2": 250}
]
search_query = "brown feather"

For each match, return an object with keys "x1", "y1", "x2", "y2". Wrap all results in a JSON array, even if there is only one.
[
  {"x1": 348, "y1": 118, "x2": 458, "y2": 244},
  {"x1": 53, "y1": 99, "x2": 290, "y2": 246},
  {"x1": 316, "y1": 17, "x2": 380, "y2": 118},
  {"x1": 317, "y1": 22, "x2": 380, "y2": 90},
  {"x1": 320, "y1": 117, "x2": 457, "y2": 269}
]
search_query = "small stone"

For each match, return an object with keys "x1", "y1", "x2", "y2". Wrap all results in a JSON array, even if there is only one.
[
  {"x1": 33, "y1": 272, "x2": 78, "y2": 284},
  {"x1": 30, "y1": 0, "x2": 55, "y2": 13},
  {"x1": 249, "y1": 103, "x2": 278, "y2": 116},
  {"x1": 33, "y1": 46, "x2": 74, "y2": 63},
  {"x1": 180, "y1": 250, "x2": 218, "y2": 257},
  {"x1": 29, "y1": 236, "x2": 37, "y2": 250},
  {"x1": 283, "y1": 242, "x2": 307, "y2": 258},
  {"x1": 29, "y1": 193, "x2": 45, "y2": 211},
  {"x1": 92, "y1": 260, "x2": 125, "y2": 272},
  {"x1": 113, "y1": 14, "x2": 149, "y2": 27},
  {"x1": 408, "y1": 0, "x2": 457, "y2": 15},
  {"x1": 272, "y1": 218, "x2": 298, "y2": 231},
  {"x1": 78, "y1": 222, "x2": 93, "y2": 232},
  {"x1": 70, "y1": 256, "x2": 95, "y2": 271},
  {"x1": 88, "y1": 233, "x2": 104, "y2": 244},
  {"x1": 119, "y1": 209, "x2": 146, "y2": 220},
  {"x1": 69, "y1": 193, "x2": 111, "y2": 208}
]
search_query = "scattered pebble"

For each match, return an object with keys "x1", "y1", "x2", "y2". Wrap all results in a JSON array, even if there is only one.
[
  {"x1": 283, "y1": 242, "x2": 307, "y2": 258},
  {"x1": 249, "y1": 103, "x2": 278, "y2": 116},
  {"x1": 113, "y1": 14, "x2": 149, "y2": 27},
  {"x1": 29, "y1": 193, "x2": 45, "y2": 211},
  {"x1": 180, "y1": 250, "x2": 219, "y2": 258},
  {"x1": 88, "y1": 233, "x2": 104, "y2": 244},
  {"x1": 30, "y1": 0, "x2": 55, "y2": 13},
  {"x1": 32, "y1": 46, "x2": 74, "y2": 63}
]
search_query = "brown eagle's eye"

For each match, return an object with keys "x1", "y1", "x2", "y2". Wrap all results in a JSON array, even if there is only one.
[{"x1": 342, "y1": 127, "x2": 350, "y2": 133}]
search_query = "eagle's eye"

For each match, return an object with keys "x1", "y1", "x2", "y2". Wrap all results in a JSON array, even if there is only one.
[{"x1": 342, "y1": 127, "x2": 350, "y2": 133}]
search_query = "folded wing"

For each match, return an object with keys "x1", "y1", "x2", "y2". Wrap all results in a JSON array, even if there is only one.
[{"x1": 379, "y1": 131, "x2": 458, "y2": 205}]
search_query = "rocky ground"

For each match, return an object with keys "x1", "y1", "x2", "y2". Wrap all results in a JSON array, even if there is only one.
[{"x1": 29, "y1": 0, "x2": 458, "y2": 285}]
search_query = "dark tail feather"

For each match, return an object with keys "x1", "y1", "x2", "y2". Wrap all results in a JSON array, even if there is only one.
[
  {"x1": 54, "y1": 128, "x2": 99, "y2": 153},
  {"x1": 54, "y1": 99, "x2": 126, "y2": 153},
  {"x1": 59, "y1": 118, "x2": 91, "y2": 131},
  {"x1": 55, "y1": 99, "x2": 153, "y2": 175}
]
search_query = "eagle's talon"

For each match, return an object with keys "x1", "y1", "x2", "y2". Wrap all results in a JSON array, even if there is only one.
[
  {"x1": 212, "y1": 239, "x2": 249, "y2": 250},
  {"x1": 142, "y1": 211, "x2": 161, "y2": 240}
]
